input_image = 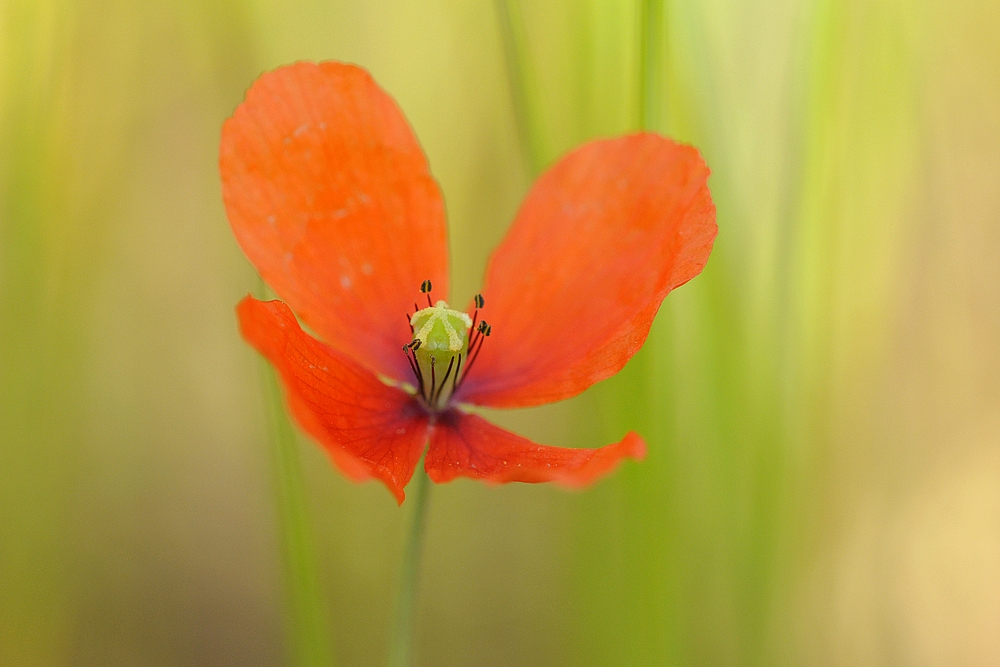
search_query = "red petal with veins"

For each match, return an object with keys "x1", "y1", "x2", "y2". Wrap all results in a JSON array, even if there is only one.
[
  {"x1": 425, "y1": 410, "x2": 646, "y2": 486},
  {"x1": 456, "y1": 133, "x2": 715, "y2": 408},
  {"x1": 238, "y1": 296, "x2": 429, "y2": 503},
  {"x1": 222, "y1": 62, "x2": 448, "y2": 383}
]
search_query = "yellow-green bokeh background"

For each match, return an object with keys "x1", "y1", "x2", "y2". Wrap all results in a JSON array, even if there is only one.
[{"x1": 2, "y1": 1, "x2": 999, "y2": 666}]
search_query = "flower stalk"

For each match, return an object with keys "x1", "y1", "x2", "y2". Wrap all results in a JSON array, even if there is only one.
[{"x1": 387, "y1": 462, "x2": 432, "y2": 667}]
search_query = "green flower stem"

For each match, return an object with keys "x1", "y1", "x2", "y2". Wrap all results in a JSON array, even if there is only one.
[{"x1": 387, "y1": 462, "x2": 432, "y2": 667}]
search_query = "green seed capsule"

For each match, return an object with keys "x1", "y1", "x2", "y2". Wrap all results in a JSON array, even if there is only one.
[
  {"x1": 408, "y1": 301, "x2": 473, "y2": 408},
  {"x1": 410, "y1": 301, "x2": 472, "y2": 354}
]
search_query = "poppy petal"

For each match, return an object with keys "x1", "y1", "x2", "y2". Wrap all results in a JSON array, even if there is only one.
[
  {"x1": 425, "y1": 410, "x2": 646, "y2": 486},
  {"x1": 238, "y1": 296, "x2": 430, "y2": 503},
  {"x1": 456, "y1": 133, "x2": 715, "y2": 408},
  {"x1": 222, "y1": 62, "x2": 448, "y2": 383}
]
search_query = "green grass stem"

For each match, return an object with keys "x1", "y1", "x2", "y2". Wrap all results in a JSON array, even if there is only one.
[{"x1": 258, "y1": 286, "x2": 334, "y2": 667}]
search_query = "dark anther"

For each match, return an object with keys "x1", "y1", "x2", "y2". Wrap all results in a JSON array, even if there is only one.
[
  {"x1": 470, "y1": 293, "x2": 484, "y2": 335},
  {"x1": 419, "y1": 279, "x2": 433, "y2": 307},
  {"x1": 466, "y1": 319, "x2": 489, "y2": 356},
  {"x1": 457, "y1": 321, "x2": 491, "y2": 391},
  {"x1": 408, "y1": 339, "x2": 421, "y2": 351}
]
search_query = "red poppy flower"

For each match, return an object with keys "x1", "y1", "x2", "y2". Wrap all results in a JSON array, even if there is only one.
[{"x1": 221, "y1": 62, "x2": 716, "y2": 503}]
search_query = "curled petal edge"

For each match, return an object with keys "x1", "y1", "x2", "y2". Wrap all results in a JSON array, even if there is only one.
[{"x1": 238, "y1": 296, "x2": 430, "y2": 503}]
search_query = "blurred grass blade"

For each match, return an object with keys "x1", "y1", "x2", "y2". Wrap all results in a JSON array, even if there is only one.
[
  {"x1": 637, "y1": 0, "x2": 665, "y2": 130},
  {"x1": 262, "y1": 361, "x2": 335, "y2": 667},
  {"x1": 495, "y1": 0, "x2": 547, "y2": 175},
  {"x1": 258, "y1": 284, "x2": 334, "y2": 667}
]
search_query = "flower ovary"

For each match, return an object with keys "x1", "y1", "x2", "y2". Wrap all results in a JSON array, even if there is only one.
[{"x1": 407, "y1": 300, "x2": 472, "y2": 410}]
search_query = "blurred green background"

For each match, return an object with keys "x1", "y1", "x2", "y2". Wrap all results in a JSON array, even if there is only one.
[{"x1": 2, "y1": 1, "x2": 999, "y2": 666}]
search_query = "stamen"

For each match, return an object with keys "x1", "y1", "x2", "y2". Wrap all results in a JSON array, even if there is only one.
[
  {"x1": 451, "y1": 353, "x2": 463, "y2": 395},
  {"x1": 428, "y1": 356, "x2": 437, "y2": 403},
  {"x1": 403, "y1": 293, "x2": 483, "y2": 408},
  {"x1": 457, "y1": 320, "x2": 490, "y2": 389},
  {"x1": 468, "y1": 319, "x2": 481, "y2": 351},
  {"x1": 433, "y1": 355, "x2": 456, "y2": 406},
  {"x1": 467, "y1": 318, "x2": 489, "y2": 353},
  {"x1": 402, "y1": 344, "x2": 425, "y2": 396},
  {"x1": 470, "y1": 293, "x2": 484, "y2": 336},
  {"x1": 420, "y1": 279, "x2": 433, "y2": 307},
  {"x1": 466, "y1": 335, "x2": 486, "y2": 372}
]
